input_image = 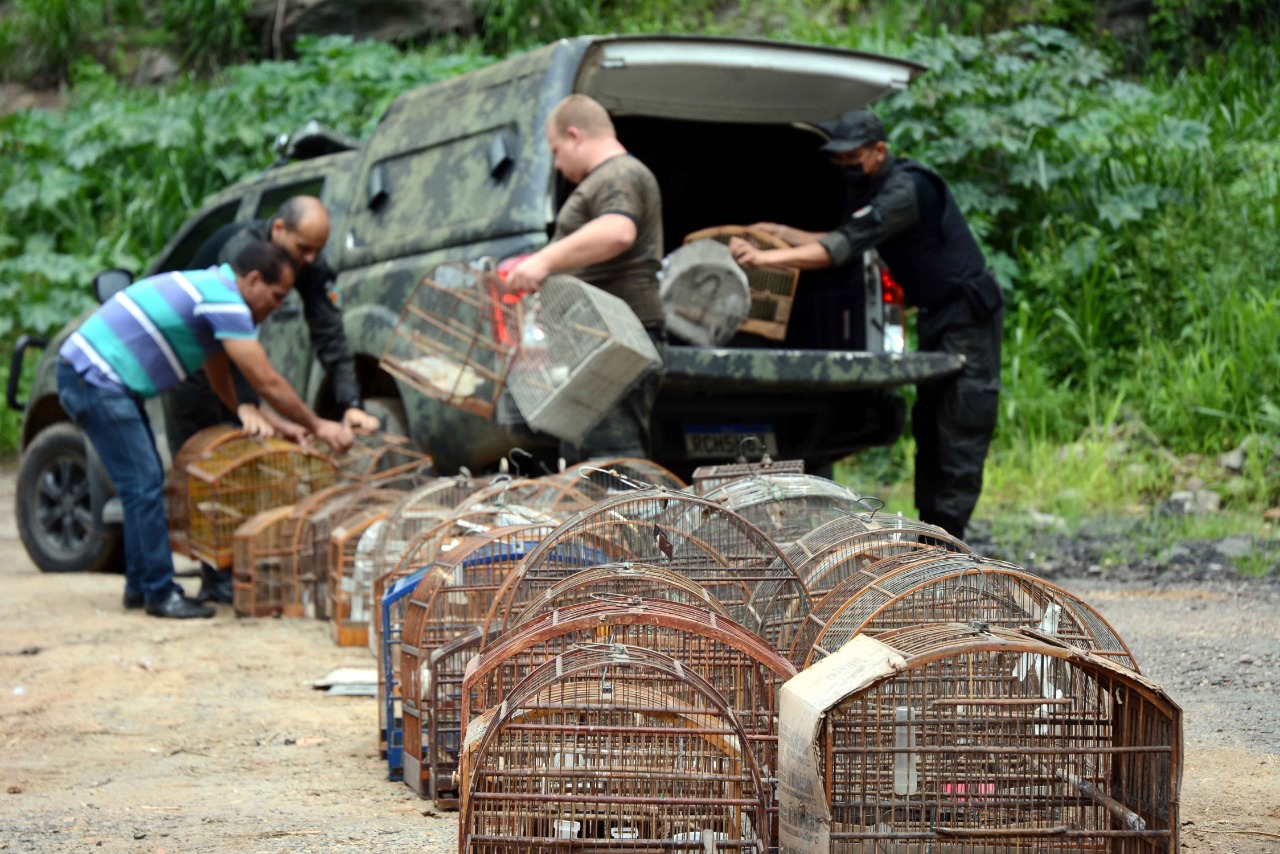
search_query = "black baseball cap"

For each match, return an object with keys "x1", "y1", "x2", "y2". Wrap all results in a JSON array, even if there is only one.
[{"x1": 819, "y1": 110, "x2": 887, "y2": 153}]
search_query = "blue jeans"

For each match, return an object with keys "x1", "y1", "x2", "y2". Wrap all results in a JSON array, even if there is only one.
[{"x1": 56, "y1": 359, "x2": 180, "y2": 604}]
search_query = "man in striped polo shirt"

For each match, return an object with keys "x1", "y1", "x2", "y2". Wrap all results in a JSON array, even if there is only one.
[{"x1": 56, "y1": 241, "x2": 354, "y2": 619}]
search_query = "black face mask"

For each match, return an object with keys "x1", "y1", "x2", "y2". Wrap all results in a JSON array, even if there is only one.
[{"x1": 841, "y1": 166, "x2": 870, "y2": 193}]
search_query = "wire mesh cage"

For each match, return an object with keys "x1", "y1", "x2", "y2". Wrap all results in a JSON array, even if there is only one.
[
  {"x1": 380, "y1": 262, "x2": 521, "y2": 418},
  {"x1": 542, "y1": 458, "x2": 689, "y2": 502},
  {"x1": 460, "y1": 643, "x2": 772, "y2": 853},
  {"x1": 292, "y1": 484, "x2": 396, "y2": 619},
  {"x1": 790, "y1": 551, "x2": 1139, "y2": 672},
  {"x1": 463, "y1": 597, "x2": 796, "y2": 819},
  {"x1": 505, "y1": 275, "x2": 662, "y2": 444},
  {"x1": 778, "y1": 624, "x2": 1182, "y2": 853},
  {"x1": 777, "y1": 512, "x2": 971, "y2": 604},
  {"x1": 659, "y1": 239, "x2": 752, "y2": 346},
  {"x1": 400, "y1": 524, "x2": 556, "y2": 800},
  {"x1": 483, "y1": 488, "x2": 812, "y2": 655},
  {"x1": 691, "y1": 456, "x2": 805, "y2": 496},
  {"x1": 312, "y1": 431, "x2": 435, "y2": 485},
  {"x1": 368, "y1": 476, "x2": 486, "y2": 598},
  {"x1": 684, "y1": 225, "x2": 800, "y2": 341},
  {"x1": 380, "y1": 566, "x2": 426, "y2": 781},
  {"x1": 231, "y1": 505, "x2": 300, "y2": 617},
  {"x1": 168, "y1": 425, "x2": 338, "y2": 568},
  {"x1": 453, "y1": 475, "x2": 598, "y2": 518},
  {"x1": 328, "y1": 496, "x2": 407, "y2": 646},
  {"x1": 693, "y1": 473, "x2": 869, "y2": 546}
]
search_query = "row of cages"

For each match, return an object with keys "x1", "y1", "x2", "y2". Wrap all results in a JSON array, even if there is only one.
[{"x1": 166, "y1": 432, "x2": 1181, "y2": 853}]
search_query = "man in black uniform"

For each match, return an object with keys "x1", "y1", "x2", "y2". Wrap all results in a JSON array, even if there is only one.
[
  {"x1": 729, "y1": 111, "x2": 1002, "y2": 541},
  {"x1": 163, "y1": 195, "x2": 379, "y2": 602}
]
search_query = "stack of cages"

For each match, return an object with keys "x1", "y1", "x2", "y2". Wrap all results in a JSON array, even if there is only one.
[
  {"x1": 231, "y1": 505, "x2": 300, "y2": 617},
  {"x1": 460, "y1": 644, "x2": 773, "y2": 853},
  {"x1": 168, "y1": 425, "x2": 337, "y2": 569},
  {"x1": 684, "y1": 226, "x2": 800, "y2": 342},
  {"x1": 483, "y1": 487, "x2": 813, "y2": 657},
  {"x1": 294, "y1": 485, "x2": 401, "y2": 621},
  {"x1": 778, "y1": 624, "x2": 1182, "y2": 853},
  {"x1": 399, "y1": 523, "x2": 556, "y2": 801},
  {"x1": 462, "y1": 597, "x2": 796, "y2": 835},
  {"x1": 327, "y1": 491, "x2": 410, "y2": 646},
  {"x1": 694, "y1": 473, "x2": 869, "y2": 546},
  {"x1": 505, "y1": 275, "x2": 661, "y2": 446},
  {"x1": 790, "y1": 552, "x2": 1139, "y2": 672},
  {"x1": 691, "y1": 456, "x2": 804, "y2": 496},
  {"x1": 380, "y1": 262, "x2": 519, "y2": 420},
  {"x1": 777, "y1": 512, "x2": 971, "y2": 605},
  {"x1": 286, "y1": 483, "x2": 363, "y2": 619}
]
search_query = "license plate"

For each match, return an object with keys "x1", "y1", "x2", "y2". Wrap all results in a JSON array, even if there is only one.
[{"x1": 683, "y1": 423, "x2": 779, "y2": 460}]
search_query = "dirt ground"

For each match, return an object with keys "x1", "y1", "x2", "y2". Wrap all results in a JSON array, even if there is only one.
[{"x1": 2, "y1": 469, "x2": 1279, "y2": 853}]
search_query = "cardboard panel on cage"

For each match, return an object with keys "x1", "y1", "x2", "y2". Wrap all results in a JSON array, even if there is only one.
[
  {"x1": 380, "y1": 263, "x2": 520, "y2": 419},
  {"x1": 685, "y1": 225, "x2": 800, "y2": 342}
]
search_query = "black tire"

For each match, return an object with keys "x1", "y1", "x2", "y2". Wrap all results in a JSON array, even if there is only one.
[
  {"x1": 362, "y1": 396, "x2": 409, "y2": 439},
  {"x1": 16, "y1": 422, "x2": 124, "y2": 574}
]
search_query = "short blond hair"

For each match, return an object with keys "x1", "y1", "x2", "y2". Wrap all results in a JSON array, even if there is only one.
[{"x1": 548, "y1": 94, "x2": 615, "y2": 139}]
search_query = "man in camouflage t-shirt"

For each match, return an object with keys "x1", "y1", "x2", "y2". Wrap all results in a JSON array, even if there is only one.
[{"x1": 507, "y1": 94, "x2": 664, "y2": 460}]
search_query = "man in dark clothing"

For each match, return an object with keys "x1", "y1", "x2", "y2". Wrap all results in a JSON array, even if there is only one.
[
  {"x1": 163, "y1": 196, "x2": 378, "y2": 602},
  {"x1": 730, "y1": 110, "x2": 1002, "y2": 541},
  {"x1": 505, "y1": 94, "x2": 664, "y2": 461}
]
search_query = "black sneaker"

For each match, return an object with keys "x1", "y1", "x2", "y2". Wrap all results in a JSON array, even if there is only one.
[
  {"x1": 123, "y1": 591, "x2": 145, "y2": 610},
  {"x1": 193, "y1": 566, "x2": 234, "y2": 605},
  {"x1": 145, "y1": 589, "x2": 215, "y2": 619}
]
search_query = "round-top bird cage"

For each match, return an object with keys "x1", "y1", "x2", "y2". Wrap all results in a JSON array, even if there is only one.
[
  {"x1": 776, "y1": 511, "x2": 971, "y2": 603},
  {"x1": 460, "y1": 643, "x2": 772, "y2": 853},
  {"x1": 483, "y1": 487, "x2": 811, "y2": 655},
  {"x1": 328, "y1": 495, "x2": 407, "y2": 646},
  {"x1": 399, "y1": 523, "x2": 555, "y2": 800},
  {"x1": 231, "y1": 505, "x2": 299, "y2": 617},
  {"x1": 778, "y1": 623, "x2": 1181, "y2": 853},
  {"x1": 543, "y1": 457, "x2": 688, "y2": 501},
  {"x1": 168, "y1": 425, "x2": 337, "y2": 568},
  {"x1": 693, "y1": 473, "x2": 869, "y2": 546},
  {"x1": 691, "y1": 455, "x2": 805, "y2": 496},
  {"x1": 453, "y1": 475, "x2": 598, "y2": 517},
  {"x1": 789, "y1": 551, "x2": 1138, "y2": 672},
  {"x1": 684, "y1": 225, "x2": 799, "y2": 342}
]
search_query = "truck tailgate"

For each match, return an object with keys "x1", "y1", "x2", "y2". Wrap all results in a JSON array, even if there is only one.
[{"x1": 660, "y1": 347, "x2": 964, "y2": 393}]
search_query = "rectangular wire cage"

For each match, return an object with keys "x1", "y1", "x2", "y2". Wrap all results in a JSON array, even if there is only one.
[
  {"x1": 168, "y1": 426, "x2": 338, "y2": 569},
  {"x1": 231, "y1": 505, "x2": 301, "y2": 617},
  {"x1": 381, "y1": 567, "x2": 427, "y2": 781},
  {"x1": 691, "y1": 457, "x2": 805, "y2": 496},
  {"x1": 380, "y1": 263, "x2": 520, "y2": 419},
  {"x1": 684, "y1": 225, "x2": 800, "y2": 342},
  {"x1": 505, "y1": 275, "x2": 661, "y2": 445},
  {"x1": 779, "y1": 625, "x2": 1182, "y2": 854}
]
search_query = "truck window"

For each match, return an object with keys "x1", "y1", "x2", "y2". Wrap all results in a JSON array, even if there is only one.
[
  {"x1": 151, "y1": 199, "x2": 242, "y2": 274},
  {"x1": 256, "y1": 179, "x2": 326, "y2": 219}
]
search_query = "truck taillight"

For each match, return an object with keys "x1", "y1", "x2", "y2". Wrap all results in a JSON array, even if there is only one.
[
  {"x1": 880, "y1": 268, "x2": 904, "y2": 307},
  {"x1": 879, "y1": 266, "x2": 906, "y2": 354}
]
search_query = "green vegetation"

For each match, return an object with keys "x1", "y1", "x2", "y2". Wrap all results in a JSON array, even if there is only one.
[{"x1": 1, "y1": 1, "x2": 1278, "y2": 544}]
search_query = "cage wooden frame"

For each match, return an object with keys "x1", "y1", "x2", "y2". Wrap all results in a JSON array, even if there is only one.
[
  {"x1": 231, "y1": 505, "x2": 301, "y2": 617},
  {"x1": 789, "y1": 551, "x2": 1139, "y2": 672},
  {"x1": 168, "y1": 425, "x2": 338, "y2": 569},
  {"x1": 778, "y1": 623, "x2": 1180, "y2": 853},
  {"x1": 312, "y1": 431, "x2": 435, "y2": 485},
  {"x1": 691, "y1": 457, "x2": 805, "y2": 496},
  {"x1": 287, "y1": 483, "x2": 366, "y2": 619},
  {"x1": 684, "y1": 225, "x2": 799, "y2": 341},
  {"x1": 692, "y1": 473, "x2": 869, "y2": 546},
  {"x1": 460, "y1": 643, "x2": 772, "y2": 853},
  {"x1": 327, "y1": 496, "x2": 406, "y2": 647}
]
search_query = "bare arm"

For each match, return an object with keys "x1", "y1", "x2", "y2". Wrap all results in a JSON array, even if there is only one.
[
  {"x1": 728, "y1": 237, "x2": 835, "y2": 272},
  {"x1": 505, "y1": 214, "x2": 637, "y2": 292},
  {"x1": 748, "y1": 222, "x2": 827, "y2": 247}
]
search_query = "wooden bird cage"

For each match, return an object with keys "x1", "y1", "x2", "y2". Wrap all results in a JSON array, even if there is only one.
[
  {"x1": 542, "y1": 458, "x2": 688, "y2": 502},
  {"x1": 685, "y1": 225, "x2": 800, "y2": 341},
  {"x1": 460, "y1": 643, "x2": 772, "y2": 853},
  {"x1": 292, "y1": 485, "x2": 400, "y2": 619},
  {"x1": 505, "y1": 275, "x2": 661, "y2": 444},
  {"x1": 379, "y1": 566, "x2": 427, "y2": 781},
  {"x1": 659, "y1": 239, "x2": 752, "y2": 346},
  {"x1": 380, "y1": 262, "x2": 520, "y2": 419},
  {"x1": 691, "y1": 456, "x2": 805, "y2": 496},
  {"x1": 453, "y1": 475, "x2": 598, "y2": 518},
  {"x1": 789, "y1": 551, "x2": 1138, "y2": 672},
  {"x1": 328, "y1": 495, "x2": 406, "y2": 646},
  {"x1": 462, "y1": 597, "x2": 796, "y2": 824},
  {"x1": 778, "y1": 624, "x2": 1182, "y2": 853},
  {"x1": 777, "y1": 512, "x2": 971, "y2": 604},
  {"x1": 400, "y1": 524, "x2": 555, "y2": 801},
  {"x1": 483, "y1": 488, "x2": 811, "y2": 655},
  {"x1": 481, "y1": 489, "x2": 807, "y2": 649},
  {"x1": 313, "y1": 431, "x2": 435, "y2": 485},
  {"x1": 694, "y1": 473, "x2": 869, "y2": 546},
  {"x1": 168, "y1": 425, "x2": 337, "y2": 568},
  {"x1": 231, "y1": 505, "x2": 300, "y2": 617}
]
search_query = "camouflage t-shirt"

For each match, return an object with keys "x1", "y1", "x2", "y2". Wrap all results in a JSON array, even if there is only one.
[{"x1": 552, "y1": 153, "x2": 664, "y2": 328}]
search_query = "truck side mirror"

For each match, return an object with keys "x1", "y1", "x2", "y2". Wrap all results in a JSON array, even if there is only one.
[
  {"x1": 367, "y1": 163, "x2": 389, "y2": 211},
  {"x1": 93, "y1": 269, "x2": 134, "y2": 305}
]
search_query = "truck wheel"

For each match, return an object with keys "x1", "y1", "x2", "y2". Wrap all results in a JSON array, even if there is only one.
[
  {"x1": 16, "y1": 422, "x2": 124, "y2": 574},
  {"x1": 362, "y1": 396, "x2": 409, "y2": 439}
]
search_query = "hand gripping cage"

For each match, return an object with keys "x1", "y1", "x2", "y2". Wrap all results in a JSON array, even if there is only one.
[
  {"x1": 481, "y1": 487, "x2": 812, "y2": 656},
  {"x1": 461, "y1": 597, "x2": 796, "y2": 830},
  {"x1": 505, "y1": 275, "x2": 662, "y2": 445},
  {"x1": 167, "y1": 426, "x2": 338, "y2": 568},
  {"x1": 776, "y1": 512, "x2": 971, "y2": 604},
  {"x1": 789, "y1": 552, "x2": 1139, "y2": 672},
  {"x1": 693, "y1": 473, "x2": 870, "y2": 546},
  {"x1": 684, "y1": 226, "x2": 800, "y2": 342},
  {"x1": 460, "y1": 644, "x2": 773, "y2": 853},
  {"x1": 231, "y1": 505, "x2": 301, "y2": 617},
  {"x1": 312, "y1": 431, "x2": 435, "y2": 486},
  {"x1": 380, "y1": 262, "x2": 521, "y2": 419},
  {"x1": 399, "y1": 524, "x2": 555, "y2": 801},
  {"x1": 777, "y1": 624, "x2": 1182, "y2": 853}
]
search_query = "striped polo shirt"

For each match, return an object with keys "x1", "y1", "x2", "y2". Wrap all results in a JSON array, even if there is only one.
[{"x1": 60, "y1": 264, "x2": 257, "y2": 398}]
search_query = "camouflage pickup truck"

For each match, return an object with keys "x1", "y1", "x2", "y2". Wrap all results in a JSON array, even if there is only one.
[{"x1": 9, "y1": 34, "x2": 963, "y2": 574}]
